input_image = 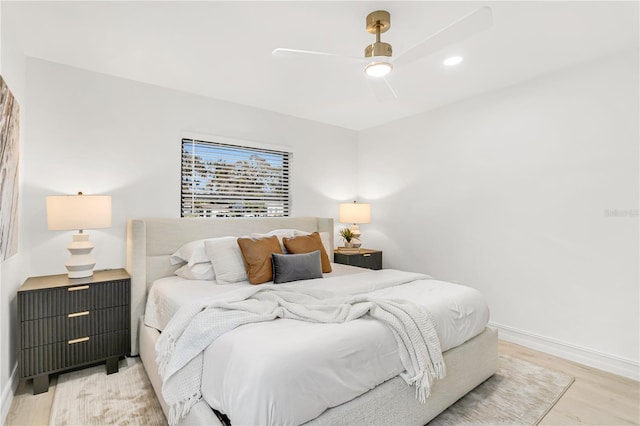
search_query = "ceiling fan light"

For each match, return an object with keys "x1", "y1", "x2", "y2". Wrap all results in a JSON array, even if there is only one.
[{"x1": 365, "y1": 61, "x2": 392, "y2": 77}]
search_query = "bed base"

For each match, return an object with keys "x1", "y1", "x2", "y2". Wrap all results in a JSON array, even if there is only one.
[{"x1": 140, "y1": 320, "x2": 497, "y2": 426}]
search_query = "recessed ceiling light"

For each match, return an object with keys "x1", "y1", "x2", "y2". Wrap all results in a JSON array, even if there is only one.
[{"x1": 443, "y1": 56, "x2": 464, "y2": 66}]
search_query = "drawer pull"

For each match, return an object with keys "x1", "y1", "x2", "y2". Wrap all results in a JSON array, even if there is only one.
[
  {"x1": 68, "y1": 311, "x2": 90, "y2": 318},
  {"x1": 363, "y1": 254, "x2": 371, "y2": 257},
  {"x1": 68, "y1": 285, "x2": 89, "y2": 292},
  {"x1": 68, "y1": 337, "x2": 90, "y2": 345}
]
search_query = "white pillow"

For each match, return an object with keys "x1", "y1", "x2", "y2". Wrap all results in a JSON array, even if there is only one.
[
  {"x1": 174, "y1": 263, "x2": 215, "y2": 281},
  {"x1": 170, "y1": 239, "x2": 209, "y2": 266},
  {"x1": 293, "y1": 230, "x2": 332, "y2": 255},
  {"x1": 205, "y1": 237, "x2": 248, "y2": 285},
  {"x1": 251, "y1": 229, "x2": 296, "y2": 253}
]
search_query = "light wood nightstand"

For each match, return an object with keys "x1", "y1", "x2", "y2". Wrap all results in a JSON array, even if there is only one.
[{"x1": 17, "y1": 269, "x2": 131, "y2": 394}]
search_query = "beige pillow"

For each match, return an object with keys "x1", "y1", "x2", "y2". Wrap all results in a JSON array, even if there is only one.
[
  {"x1": 204, "y1": 237, "x2": 248, "y2": 285},
  {"x1": 237, "y1": 236, "x2": 283, "y2": 284},
  {"x1": 283, "y1": 232, "x2": 332, "y2": 273}
]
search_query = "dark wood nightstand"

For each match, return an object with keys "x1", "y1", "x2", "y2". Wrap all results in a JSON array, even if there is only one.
[
  {"x1": 17, "y1": 269, "x2": 131, "y2": 394},
  {"x1": 334, "y1": 249, "x2": 382, "y2": 270}
]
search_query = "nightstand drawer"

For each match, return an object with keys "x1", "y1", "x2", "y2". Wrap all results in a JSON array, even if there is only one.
[
  {"x1": 18, "y1": 279, "x2": 129, "y2": 321},
  {"x1": 334, "y1": 249, "x2": 382, "y2": 270},
  {"x1": 21, "y1": 306, "x2": 129, "y2": 349},
  {"x1": 19, "y1": 330, "x2": 130, "y2": 378}
]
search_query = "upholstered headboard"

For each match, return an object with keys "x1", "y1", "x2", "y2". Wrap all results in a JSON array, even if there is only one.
[{"x1": 125, "y1": 216, "x2": 334, "y2": 355}]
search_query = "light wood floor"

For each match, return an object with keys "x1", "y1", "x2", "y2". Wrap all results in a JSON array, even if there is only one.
[
  {"x1": 5, "y1": 340, "x2": 639, "y2": 425},
  {"x1": 500, "y1": 341, "x2": 640, "y2": 426}
]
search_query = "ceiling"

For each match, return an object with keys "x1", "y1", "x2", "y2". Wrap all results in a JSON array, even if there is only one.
[{"x1": 5, "y1": 1, "x2": 638, "y2": 130}]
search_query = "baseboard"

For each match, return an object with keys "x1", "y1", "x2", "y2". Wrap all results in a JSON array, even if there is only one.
[
  {"x1": 0, "y1": 362, "x2": 18, "y2": 424},
  {"x1": 490, "y1": 322, "x2": 639, "y2": 381}
]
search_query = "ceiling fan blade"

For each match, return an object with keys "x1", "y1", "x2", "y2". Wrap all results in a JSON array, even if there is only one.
[
  {"x1": 272, "y1": 48, "x2": 366, "y2": 63},
  {"x1": 394, "y1": 6, "x2": 493, "y2": 66},
  {"x1": 368, "y1": 77, "x2": 398, "y2": 102}
]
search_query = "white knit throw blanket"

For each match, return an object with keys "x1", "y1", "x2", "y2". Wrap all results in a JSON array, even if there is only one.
[{"x1": 156, "y1": 270, "x2": 445, "y2": 425}]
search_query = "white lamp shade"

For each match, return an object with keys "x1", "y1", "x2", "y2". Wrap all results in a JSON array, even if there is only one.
[
  {"x1": 46, "y1": 194, "x2": 112, "y2": 231},
  {"x1": 339, "y1": 202, "x2": 371, "y2": 224}
]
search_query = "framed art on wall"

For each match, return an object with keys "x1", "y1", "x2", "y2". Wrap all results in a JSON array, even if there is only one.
[{"x1": 0, "y1": 75, "x2": 20, "y2": 261}]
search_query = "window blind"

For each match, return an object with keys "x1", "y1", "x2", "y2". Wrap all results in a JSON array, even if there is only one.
[{"x1": 181, "y1": 138, "x2": 291, "y2": 218}]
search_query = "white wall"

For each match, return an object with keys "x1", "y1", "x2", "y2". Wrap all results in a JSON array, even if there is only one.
[
  {"x1": 0, "y1": 56, "x2": 358, "y2": 414},
  {"x1": 22, "y1": 58, "x2": 357, "y2": 277},
  {"x1": 358, "y1": 50, "x2": 639, "y2": 378}
]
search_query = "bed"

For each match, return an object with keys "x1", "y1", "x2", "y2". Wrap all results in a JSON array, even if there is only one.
[{"x1": 126, "y1": 217, "x2": 498, "y2": 425}]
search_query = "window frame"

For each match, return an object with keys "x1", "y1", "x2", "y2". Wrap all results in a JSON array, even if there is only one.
[{"x1": 180, "y1": 134, "x2": 292, "y2": 218}]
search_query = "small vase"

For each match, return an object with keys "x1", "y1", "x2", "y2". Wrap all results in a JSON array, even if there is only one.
[{"x1": 344, "y1": 242, "x2": 353, "y2": 248}]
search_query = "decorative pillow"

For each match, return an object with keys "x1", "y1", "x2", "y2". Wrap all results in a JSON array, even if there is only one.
[
  {"x1": 250, "y1": 229, "x2": 296, "y2": 253},
  {"x1": 170, "y1": 239, "x2": 209, "y2": 266},
  {"x1": 272, "y1": 251, "x2": 323, "y2": 284},
  {"x1": 283, "y1": 232, "x2": 332, "y2": 273},
  {"x1": 237, "y1": 236, "x2": 283, "y2": 284},
  {"x1": 293, "y1": 230, "x2": 332, "y2": 256},
  {"x1": 174, "y1": 262, "x2": 214, "y2": 281},
  {"x1": 204, "y1": 237, "x2": 248, "y2": 285}
]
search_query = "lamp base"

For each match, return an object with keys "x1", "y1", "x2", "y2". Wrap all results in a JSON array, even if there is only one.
[
  {"x1": 350, "y1": 225, "x2": 362, "y2": 248},
  {"x1": 65, "y1": 233, "x2": 96, "y2": 279}
]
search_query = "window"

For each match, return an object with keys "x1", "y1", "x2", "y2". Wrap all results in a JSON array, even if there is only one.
[{"x1": 181, "y1": 138, "x2": 291, "y2": 218}]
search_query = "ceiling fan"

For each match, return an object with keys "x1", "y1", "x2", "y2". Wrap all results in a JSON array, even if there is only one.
[{"x1": 272, "y1": 6, "x2": 493, "y2": 101}]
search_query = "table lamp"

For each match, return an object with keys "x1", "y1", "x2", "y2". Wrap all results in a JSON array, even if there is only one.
[
  {"x1": 339, "y1": 201, "x2": 371, "y2": 248},
  {"x1": 46, "y1": 192, "x2": 112, "y2": 278}
]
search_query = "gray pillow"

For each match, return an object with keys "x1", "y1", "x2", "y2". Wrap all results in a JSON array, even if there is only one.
[{"x1": 272, "y1": 250, "x2": 323, "y2": 284}]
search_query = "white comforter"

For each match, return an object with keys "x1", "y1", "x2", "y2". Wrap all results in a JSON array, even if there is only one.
[
  {"x1": 144, "y1": 263, "x2": 365, "y2": 332},
  {"x1": 150, "y1": 269, "x2": 489, "y2": 426}
]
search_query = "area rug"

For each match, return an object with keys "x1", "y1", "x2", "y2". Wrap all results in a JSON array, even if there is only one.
[
  {"x1": 49, "y1": 354, "x2": 573, "y2": 425},
  {"x1": 49, "y1": 357, "x2": 165, "y2": 425},
  {"x1": 428, "y1": 354, "x2": 574, "y2": 425}
]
